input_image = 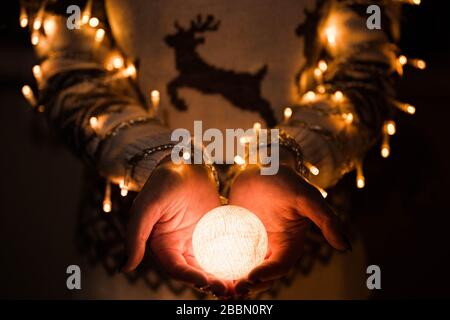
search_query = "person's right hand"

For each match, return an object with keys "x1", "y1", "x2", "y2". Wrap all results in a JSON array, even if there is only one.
[{"x1": 121, "y1": 161, "x2": 229, "y2": 297}]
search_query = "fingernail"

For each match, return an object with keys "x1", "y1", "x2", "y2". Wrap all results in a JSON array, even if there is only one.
[
  {"x1": 117, "y1": 254, "x2": 128, "y2": 273},
  {"x1": 342, "y1": 235, "x2": 352, "y2": 252}
]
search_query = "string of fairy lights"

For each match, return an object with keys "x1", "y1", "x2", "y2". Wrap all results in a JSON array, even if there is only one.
[
  {"x1": 280, "y1": 0, "x2": 425, "y2": 196},
  {"x1": 20, "y1": 0, "x2": 163, "y2": 212},
  {"x1": 20, "y1": 0, "x2": 425, "y2": 212}
]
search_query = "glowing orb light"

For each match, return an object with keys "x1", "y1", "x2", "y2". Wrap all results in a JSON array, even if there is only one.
[{"x1": 192, "y1": 205, "x2": 268, "y2": 280}]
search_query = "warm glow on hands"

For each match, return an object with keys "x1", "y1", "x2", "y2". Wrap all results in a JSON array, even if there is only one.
[
  {"x1": 122, "y1": 163, "x2": 229, "y2": 297},
  {"x1": 229, "y1": 165, "x2": 350, "y2": 297}
]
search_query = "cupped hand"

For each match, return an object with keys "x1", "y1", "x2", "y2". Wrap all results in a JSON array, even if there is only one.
[
  {"x1": 122, "y1": 161, "x2": 230, "y2": 297},
  {"x1": 229, "y1": 160, "x2": 350, "y2": 298}
]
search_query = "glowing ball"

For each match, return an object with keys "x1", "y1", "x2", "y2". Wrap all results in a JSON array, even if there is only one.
[{"x1": 192, "y1": 205, "x2": 268, "y2": 280}]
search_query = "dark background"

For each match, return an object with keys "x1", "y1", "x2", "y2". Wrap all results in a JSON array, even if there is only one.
[{"x1": 1, "y1": 0, "x2": 449, "y2": 299}]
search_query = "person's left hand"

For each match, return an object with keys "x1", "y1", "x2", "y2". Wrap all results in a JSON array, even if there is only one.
[{"x1": 228, "y1": 152, "x2": 351, "y2": 298}]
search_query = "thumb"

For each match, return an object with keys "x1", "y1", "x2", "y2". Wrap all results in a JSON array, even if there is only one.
[
  {"x1": 122, "y1": 193, "x2": 162, "y2": 272},
  {"x1": 296, "y1": 190, "x2": 351, "y2": 251}
]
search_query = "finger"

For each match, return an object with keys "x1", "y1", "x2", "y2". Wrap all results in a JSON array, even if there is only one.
[
  {"x1": 185, "y1": 255, "x2": 231, "y2": 297},
  {"x1": 248, "y1": 260, "x2": 290, "y2": 283},
  {"x1": 208, "y1": 278, "x2": 232, "y2": 298},
  {"x1": 122, "y1": 194, "x2": 161, "y2": 272},
  {"x1": 296, "y1": 191, "x2": 350, "y2": 251},
  {"x1": 249, "y1": 280, "x2": 275, "y2": 295},
  {"x1": 234, "y1": 279, "x2": 274, "y2": 296},
  {"x1": 247, "y1": 244, "x2": 300, "y2": 283},
  {"x1": 156, "y1": 249, "x2": 208, "y2": 287},
  {"x1": 234, "y1": 279, "x2": 251, "y2": 294},
  {"x1": 243, "y1": 281, "x2": 275, "y2": 300}
]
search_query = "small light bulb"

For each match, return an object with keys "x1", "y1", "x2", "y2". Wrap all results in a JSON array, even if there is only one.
[
  {"x1": 89, "y1": 17, "x2": 99, "y2": 28},
  {"x1": 283, "y1": 107, "x2": 293, "y2": 121},
  {"x1": 22, "y1": 85, "x2": 31, "y2": 97},
  {"x1": 119, "y1": 180, "x2": 128, "y2": 197},
  {"x1": 183, "y1": 151, "x2": 191, "y2": 160},
  {"x1": 305, "y1": 162, "x2": 319, "y2": 176},
  {"x1": 385, "y1": 120, "x2": 396, "y2": 135},
  {"x1": 316, "y1": 84, "x2": 326, "y2": 94},
  {"x1": 398, "y1": 55, "x2": 407, "y2": 65},
  {"x1": 314, "y1": 68, "x2": 322, "y2": 78},
  {"x1": 103, "y1": 182, "x2": 112, "y2": 213},
  {"x1": 343, "y1": 113, "x2": 354, "y2": 124},
  {"x1": 406, "y1": 105, "x2": 416, "y2": 114},
  {"x1": 415, "y1": 59, "x2": 426, "y2": 70},
  {"x1": 333, "y1": 91, "x2": 344, "y2": 102},
  {"x1": 356, "y1": 162, "x2": 365, "y2": 189},
  {"x1": 310, "y1": 166, "x2": 320, "y2": 176},
  {"x1": 33, "y1": 17, "x2": 42, "y2": 30},
  {"x1": 303, "y1": 91, "x2": 316, "y2": 103},
  {"x1": 253, "y1": 122, "x2": 261, "y2": 132},
  {"x1": 151, "y1": 90, "x2": 160, "y2": 107},
  {"x1": 120, "y1": 186, "x2": 128, "y2": 197},
  {"x1": 151, "y1": 90, "x2": 160, "y2": 98},
  {"x1": 20, "y1": 16, "x2": 28, "y2": 28},
  {"x1": 112, "y1": 56, "x2": 124, "y2": 69},
  {"x1": 106, "y1": 54, "x2": 124, "y2": 71},
  {"x1": 21, "y1": 85, "x2": 36, "y2": 106},
  {"x1": 317, "y1": 187, "x2": 328, "y2": 198},
  {"x1": 103, "y1": 201, "x2": 111, "y2": 213},
  {"x1": 381, "y1": 145, "x2": 390, "y2": 158},
  {"x1": 81, "y1": 14, "x2": 90, "y2": 25},
  {"x1": 240, "y1": 136, "x2": 249, "y2": 145},
  {"x1": 318, "y1": 60, "x2": 328, "y2": 72},
  {"x1": 123, "y1": 64, "x2": 136, "y2": 78},
  {"x1": 234, "y1": 155, "x2": 245, "y2": 165},
  {"x1": 95, "y1": 28, "x2": 105, "y2": 42},
  {"x1": 20, "y1": 8, "x2": 28, "y2": 28},
  {"x1": 412, "y1": 0, "x2": 421, "y2": 5},
  {"x1": 31, "y1": 32, "x2": 39, "y2": 46},
  {"x1": 32, "y1": 65, "x2": 42, "y2": 80},
  {"x1": 89, "y1": 116, "x2": 99, "y2": 129},
  {"x1": 357, "y1": 177, "x2": 365, "y2": 189},
  {"x1": 397, "y1": 102, "x2": 416, "y2": 115}
]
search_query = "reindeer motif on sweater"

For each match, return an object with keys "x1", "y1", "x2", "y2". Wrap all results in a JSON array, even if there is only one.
[{"x1": 164, "y1": 15, "x2": 276, "y2": 127}]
